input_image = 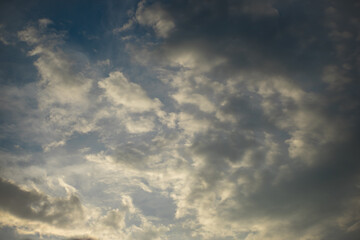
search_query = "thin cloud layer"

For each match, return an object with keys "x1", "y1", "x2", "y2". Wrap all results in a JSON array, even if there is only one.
[{"x1": 0, "y1": 0, "x2": 359, "y2": 239}]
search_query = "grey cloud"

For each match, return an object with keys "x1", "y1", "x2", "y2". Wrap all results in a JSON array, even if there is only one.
[
  {"x1": 112, "y1": 129, "x2": 180, "y2": 169},
  {"x1": 128, "y1": 225, "x2": 166, "y2": 240},
  {"x1": 219, "y1": 93, "x2": 274, "y2": 132},
  {"x1": 69, "y1": 237, "x2": 97, "y2": 240},
  {"x1": 184, "y1": 99, "x2": 359, "y2": 231},
  {"x1": 0, "y1": 24, "x2": 12, "y2": 45},
  {"x1": 229, "y1": 0, "x2": 279, "y2": 17},
  {"x1": 135, "y1": 0, "x2": 175, "y2": 38},
  {"x1": 125, "y1": 1, "x2": 360, "y2": 238},
  {"x1": 114, "y1": 142, "x2": 151, "y2": 169},
  {"x1": 191, "y1": 130, "x2": 258, "y2": 164},
  {"x1": 180, "y1": 123, "x2": 360, "y2": 239},
  {"x1": 0, "y1": 226, "x2": 35, "y2": 240},
  {"x1": 0, "y1": 178, "x2": 84, "y2": 228},
  {"x1": 1, "y1": 0, "x2": 360, "y2": 239},
  {"x1": 131, "y1": 0, "x2": 358, "y2": 91}
]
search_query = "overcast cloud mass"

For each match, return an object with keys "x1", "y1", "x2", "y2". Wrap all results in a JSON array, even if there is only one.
[{"x1": 0, "y1": 0, "x2": 360, "y2": 239}]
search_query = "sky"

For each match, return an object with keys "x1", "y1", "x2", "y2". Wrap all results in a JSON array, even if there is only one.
[{"x1": 0, "y1": 0, "x2": 359, "y2": 239}]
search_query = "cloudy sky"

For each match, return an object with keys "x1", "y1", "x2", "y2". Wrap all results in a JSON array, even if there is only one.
[{"x1": 0, "y1": 0, "x2": 359, "y2": 239}]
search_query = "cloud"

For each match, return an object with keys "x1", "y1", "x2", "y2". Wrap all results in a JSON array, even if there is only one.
[
  {"x1": 171, "y1": 118, "x2": 360, "y2": 238},
  {"x1": 172, "y1": 90, "x2": 216, "y2": 113},
  {"x1": 1, "y1": 1, "x2": 360, "y2": 239},
  {"x1": 127, "y1": 224, "x2": 168, "y2": 240},
  {"x1": 177, "y1": 112, "x2": 211, "y2": 134},
  {"x1": 0, "y1": 178, "x2": 84, "y2": 228},
  {"x1": 0, "y1": 226, "x2": 35, "y2": 240},
  {"x1": 229, "y1": 0, "x2": 279, "y2": 17},
  {"x1": 98, "y1": 71, "x2": 161, "y2": 113},
  {"x1": 16, "y1": 21, "x2": 96, "y2": 151},
  {"x1": 124, "y1": 1, "x2": 360, "y2": 238},
  {"x1": 113, "y1": 19, "x2": 135, "y2": 34},
  {"x1": 69, "y1": 238, "x2": 97, "y2": 240},
  {"x1": 98, "y1": 71, "x2": 166, "y2": 133},
  {"x1": 18, "y1": 19, "x2": 64, "y2": 46},
  {"x1": 322, "y1": 64, "x2": 351, "y2": 90},
  {"x1": 0, "y1": 24, "x2": 12, "y2": 45},
  {"x1": 38, "y1": 18, "x2": 53, "y2": 29},
  {"x1": 135, "y1": 0, "x2": 175, "y2": 38},
  {"x1": 101, "y1": 209, "x2": 126, "y2": 230}
]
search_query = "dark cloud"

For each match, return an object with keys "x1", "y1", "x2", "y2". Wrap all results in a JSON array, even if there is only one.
[
  {"x1": 125, "y1": 0, "x2": 360, "y2": 238},
  {"x1": 131, "y1": 0, "x2": 359, "y2": 90},
  {"x1": 181, "y1": 110, "x2": 360, "y2": 238},
  {"x1": 0, "y1": 178, "x2": 84, "y2": 228},
  {"x1": 69, "y1": 238, "x2": 97, "y2": 240},
  {"x1": 0, "y1": 226, "x2": 36, "y2": 240}
]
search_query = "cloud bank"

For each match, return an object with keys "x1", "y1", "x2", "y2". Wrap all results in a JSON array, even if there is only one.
[{"x1": 0, "y1": 0, "x2": 359, "y2": 239}]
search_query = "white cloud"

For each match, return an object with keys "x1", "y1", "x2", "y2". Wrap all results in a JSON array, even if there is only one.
[
  {"x1": 113, "y1": 19, "x2": 135, "y2": 34},
  {"x1": 172, "y1": 91, "x2": 216, "y2": 113},
  {"x1": 177, "y1": 112, "x2": 211, "y2": 134},
  {"x1": 17, "y1": 23, "x2": 97, "y2": 151},
  {"x1": 124, "y1": 115, "x2": 156, "y2": 133},
  {"x1": 101, "y1": 209, "x2": 126, "y2": 230},
  {"x1": 99, "y1": 71, "x2": 162, "y2": 113},
  {"x1": 38, "y1": 18, "x2": 53, "y2": 29}
]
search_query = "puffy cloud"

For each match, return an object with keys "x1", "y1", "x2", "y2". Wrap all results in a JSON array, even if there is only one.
[
  {"x1": 172, "y1": 90, "x2": 216, "y2": 113},
  {"x1": 98, "y1": 71, "x2": 161, "y2": 113},
  {"x1": 253, "y1": 77, "x2": 346, "y2": 165},
  {"x1": 101, "y1": 209, "x2": 126, "y2": 230},
  {"x1": 98, "y1": 70, "x2": 168, "y2": 134},
  {"x1": 177, "y1": 112, "x2": 211, "y2": 134}
]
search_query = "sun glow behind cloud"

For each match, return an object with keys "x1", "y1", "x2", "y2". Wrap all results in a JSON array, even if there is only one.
[{"x1": 0, "y1": 0, "x2": 360, "y2": 240}]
